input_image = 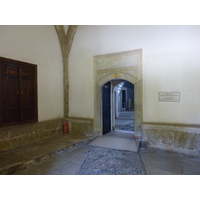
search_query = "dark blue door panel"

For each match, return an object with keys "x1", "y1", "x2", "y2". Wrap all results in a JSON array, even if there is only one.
[{"x1": 102, "y1": 82, "x2": 111, "y2": 134}]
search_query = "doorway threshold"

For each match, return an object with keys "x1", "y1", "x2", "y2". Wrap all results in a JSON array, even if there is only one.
[{"x1": 88, "y1": 130, "x2": 139, "y2": 152}]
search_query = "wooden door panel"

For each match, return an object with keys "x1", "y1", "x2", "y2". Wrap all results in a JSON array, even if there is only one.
[
  {"x1": 3, "y1": 65, "x2": 20, "y2": 123},
  {"x1": 20, "y1": 80, "x2": 33, "y2": 107},
  {"x1": 4, "y1": 109, "x2": 20, "y2": 123},
  {"x1": 0, "y1": 57, "x2": 38, "y2": 126},
  {"x1": 19, "y1": 67, "x2": 35, "y2": 121}
]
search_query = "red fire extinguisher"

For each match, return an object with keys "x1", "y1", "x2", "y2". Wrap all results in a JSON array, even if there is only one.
[{"x1": 63, "y1": 122, "x2": 68, "y2": 134}]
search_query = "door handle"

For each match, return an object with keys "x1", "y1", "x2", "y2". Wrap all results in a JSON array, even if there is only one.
[{"x1": 16, "y1": 90, "x2": 23, "y2": 95}]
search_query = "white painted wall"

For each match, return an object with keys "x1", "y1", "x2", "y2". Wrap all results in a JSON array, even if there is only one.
[
  {"x1": 0, "y1": 25, "x2": 63, "y2": 121},
  {"x1": 69, "y1": 25, "x2": 200, "y2": 125}
]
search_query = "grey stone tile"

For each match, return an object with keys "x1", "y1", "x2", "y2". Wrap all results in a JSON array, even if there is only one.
[
  {"x1": 182, "y1": 157, "x2": 200, "y2": 175},
  {"x1": 14, "y1": 159, "x2": 82, "y2": 175},
  {"x1": 12, "y1": 136, "x2": 200, "y2": 176},
  {"x1": 1, "y1": 134, "x2": 96, "y2": 175},
  {"x1": 13, "y1": 145, "x2": 89, "y2": 175},
  {"x1": 57, "y1": 145, "x2": 90, "y2": 163},
  {"x1": 106, "y1": 130, "x2": 134, "y2": 140},
  {"x1": 36, "y1": 158, "x2": 65, "y2": 170},
  {"x1": 14, "y1": 168, "x2": 41, "y2": 175},
  {"x1": 88, "y1": 136, "x2": 139, "y2": 152},
  {"x1": 45, "y1": 161, "x2": 83, "y2": 175},
  {"x1": 140, "y1": 149, "x2": 183, "y2": 175}
]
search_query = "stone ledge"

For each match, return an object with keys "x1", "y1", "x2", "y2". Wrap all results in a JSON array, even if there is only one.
[
  {"x1": 0, "y1": 118, "x2": 64, "y2": 151},
  {"x1": 142, "y1": 122, "x2": 200, "y2": 130},
  {"x1": 66, "y1": 117, "x2": 94, "y2": 136},
  {"x1": 0, "y1": 134, "x2": 97, "y2": 175},
  {"x1": 141, "y1": 123, "x2": 200, "y2": 157}
]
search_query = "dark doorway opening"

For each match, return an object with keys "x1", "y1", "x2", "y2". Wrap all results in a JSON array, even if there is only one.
[
  {"x1": 102, "y1": 81, "x2": 111, "y2": 134},
  {"x1": 122, "y1": 90, "x2": 126, "y2": 111},
  {"x1": 102, "y1": 80, "x2": 134, "y2": 135}
]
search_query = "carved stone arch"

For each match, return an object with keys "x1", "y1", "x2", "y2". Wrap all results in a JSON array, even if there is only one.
[
  {"x1": 97, "y1": 73, "x2": 138, "y2": 87},
  {"x1": 94, "y1": 49, "x2": 143, "y2": 138}
]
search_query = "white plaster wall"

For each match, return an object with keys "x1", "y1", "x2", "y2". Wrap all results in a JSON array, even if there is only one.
[
  {"x1": 69, "y1": 25, "x2": 200, "y2": 125},
  {"x1": 0, "y1": 25, "x2": 63, "y2": 121}
]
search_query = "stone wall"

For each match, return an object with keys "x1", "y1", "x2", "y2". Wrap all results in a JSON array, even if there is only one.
[
  {"x1": 0, "y1": 118, "x2": 64, "y2": 151},
  {"x1": 142, "y1": 123, "x2": 200, "y2": 157},
  {"x1": 0, "y1": 117, "x2": 96, "y2": 151},
  {"x1": 67, "y1": 117, "x2": 94, "y2": 136}
]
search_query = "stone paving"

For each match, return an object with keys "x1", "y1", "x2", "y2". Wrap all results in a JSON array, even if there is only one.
[
  {"x1": 12, "y1": 142, "x2": 200, "y2": 175},
  {"x1": 14, "y1": 145, "x2": 91, "y2": 175},
  {"x1": 140, "y1": 148, "x2": 200, "y2": 175},
  {"x1": 76, "y1": 146, "x2": 146, "y2": 175},
  {"x1": 0, "y1": 134, "x2": 97, "y2": 175},
  {"x1": 2, "y1": 109, "x2": 200, "y2": 175}
]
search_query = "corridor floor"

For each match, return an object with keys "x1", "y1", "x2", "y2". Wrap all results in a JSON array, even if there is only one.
[
  {"x1": 115, "y1": 111, "x2": 134, "y2": 131},
  {"x1": 13, "y1": 131, "x2": 200, "y2": 175}
]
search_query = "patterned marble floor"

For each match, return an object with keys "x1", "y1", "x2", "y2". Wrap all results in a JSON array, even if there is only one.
[{"x1": 76, "y1": 146, "x2": 146, "y2": 175}]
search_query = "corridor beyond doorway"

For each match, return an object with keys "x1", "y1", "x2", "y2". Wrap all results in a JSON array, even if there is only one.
[
  {"x1": 115, "y1": 111, "x2": 134, "y2": 132},
  {"x1": 102, "y1": 80, "x2": 134, "y2": 135}
]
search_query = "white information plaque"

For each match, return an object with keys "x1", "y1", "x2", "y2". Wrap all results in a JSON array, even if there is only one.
[{"x1": 158, "y1": 92, "x2": 180, "y2": 102}]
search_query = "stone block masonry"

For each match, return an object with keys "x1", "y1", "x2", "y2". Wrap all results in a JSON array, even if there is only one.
[
  {"x1": 0, "y1": 118, "x2": 64, "y2": 151},
  {"x1": 67, "y1": 117, "x2": 94, "y2": 137},
  {"x1": 141, "y1": 123, "x2": 200, "y2": 157}
]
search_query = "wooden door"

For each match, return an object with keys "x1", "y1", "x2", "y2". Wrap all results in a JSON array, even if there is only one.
[
  {"x1": 102, "y1": 82, "x2": 111, "y2": 134},
  {"x1": 2, "y1": 64, "x2": 20, "y2": 124},
  {"x1": 0, "y1": 57, "x2": 37, "y2": 126}
]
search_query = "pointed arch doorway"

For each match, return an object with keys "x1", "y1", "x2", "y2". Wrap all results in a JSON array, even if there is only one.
[{"x1": 94, "y1": 50, "x2": 142, "y2": 139}]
